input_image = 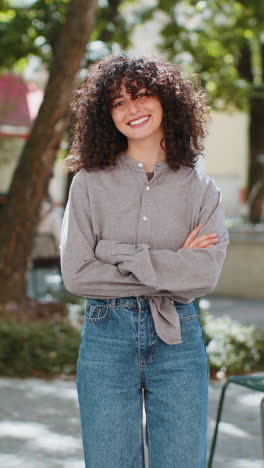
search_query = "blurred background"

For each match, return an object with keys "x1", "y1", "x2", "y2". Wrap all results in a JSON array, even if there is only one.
[{"x1": 0, "y1": 1, "x2": 263, "y2": 467}]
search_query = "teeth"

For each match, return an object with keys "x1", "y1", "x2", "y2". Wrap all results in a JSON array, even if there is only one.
[{"x1": 129, "y1": 116, "x2": 149, "y2": 126}]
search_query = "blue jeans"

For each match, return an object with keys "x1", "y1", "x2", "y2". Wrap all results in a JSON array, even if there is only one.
[{"x1": 76, "y1": 296, "x2": 209, "y2": 468}]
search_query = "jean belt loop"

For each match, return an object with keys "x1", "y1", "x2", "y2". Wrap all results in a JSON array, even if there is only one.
[{"x1": 110, "y1": 298, "x2": 117, "y2": 307}]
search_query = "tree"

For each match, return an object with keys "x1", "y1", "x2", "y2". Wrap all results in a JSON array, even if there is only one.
[
  {"x1": 0, "y1": 0, "x2": 131, "y2": 72},
  {"x1": 145, "y1": 0, "x2": 264, "y2": 221},
  {"x1": 0, "y1": 0, "x2": 97, "y2": 307}
]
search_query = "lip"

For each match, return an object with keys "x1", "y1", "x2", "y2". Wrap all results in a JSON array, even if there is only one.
[{"x1": 127, "y1": 115, "x2": 150, "y2": 128}]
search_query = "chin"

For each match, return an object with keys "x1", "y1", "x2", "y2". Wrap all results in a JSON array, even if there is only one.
[{"x1": 127, "y1": 129, "x2": 156, "y2": 140}]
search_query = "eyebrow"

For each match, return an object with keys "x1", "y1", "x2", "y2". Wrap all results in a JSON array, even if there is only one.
[{"x1": 111, "y1": 94, "x2": 124, "y2": 101}]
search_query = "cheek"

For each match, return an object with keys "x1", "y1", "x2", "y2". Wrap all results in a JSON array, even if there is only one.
[
  {"x1": 152, "y1": 100, "x2": 163, "y2": 122},
  {"x1": 111, "y1": 112, "x2": 123, "y2": 129},
  {"x1": 110, "y1": 110, "x2": 116, "y2": 124},
  {"x1": 158, "y1": 108, "x2": 163, "y2": 122},
  {"x1": 158, "y1": 103, "x2": 164, "y2": 117},
  {"x1": 155, "y1": 108, "x2": 163, "y2": 126},
  {"x1": 111, "y1": 112, "x2": 129, "y2": 136}
]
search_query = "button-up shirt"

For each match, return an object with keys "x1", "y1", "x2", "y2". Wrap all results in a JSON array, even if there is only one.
[{"x1": 60, "y1": 152, "x2": 229, "y2": 345}]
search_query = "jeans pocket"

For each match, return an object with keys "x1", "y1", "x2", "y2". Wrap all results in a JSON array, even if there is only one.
[
  {"x1": 174, "y1": 301, "x2": 199, "y2": 322},
  {"x1": 84, "y1": 302, "x2": 110, "y2": 322}
]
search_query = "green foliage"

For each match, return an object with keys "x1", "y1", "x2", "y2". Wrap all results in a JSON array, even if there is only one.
[
  {"x1": 1, "y1": 0, "x2": 264, "y2": 108},
  {"x1": 0, "y1": 0, "x2": 131, "y2": 71},
  {"x1": 144, "y1": 0, "x2": 264, "y2": 110},
  {"x1": 0, "y1": 0, "x2": 68, "y2": 69},
  {"x1": 0, "y1": 314, "x2": 80, "y2": 377},
  {"x1": 0, "y1": 298, "x2": 263, "y2": 378},
  {"x1": 200, "y1": 310, "x2": 264, "y2": 375}
]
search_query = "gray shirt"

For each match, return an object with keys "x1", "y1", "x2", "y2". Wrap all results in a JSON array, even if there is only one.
[{"x1": 60, "y1": 152, "x2": 229, "y2": 345}]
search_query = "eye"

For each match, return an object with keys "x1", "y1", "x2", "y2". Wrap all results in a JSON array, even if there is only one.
[
  {"x1": 112, "y1": 101, "x2": 124, "y2": 109},
  {"x1": 136, "y1": 92, "x2": 147, "y2": 99}
]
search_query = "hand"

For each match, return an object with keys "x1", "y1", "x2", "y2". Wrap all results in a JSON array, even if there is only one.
[{"x1": 182, "y1": 224, "x2": 219, "y2": 250}]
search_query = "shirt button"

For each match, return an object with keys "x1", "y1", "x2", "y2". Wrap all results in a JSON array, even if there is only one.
[
  {"x1": 138, "y1": 162, "x2": 143, "y2": 167},
  {"x1": 146, "y1": 186, "x2": 150, "y2": 191},
  {"x1": 142, "y1": 216, "x2": 148, "y2": 221}
]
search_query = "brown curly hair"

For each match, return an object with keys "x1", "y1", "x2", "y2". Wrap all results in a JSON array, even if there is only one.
[{"x1": 65, "y1": 54, "x2": 211, "y2": 172}]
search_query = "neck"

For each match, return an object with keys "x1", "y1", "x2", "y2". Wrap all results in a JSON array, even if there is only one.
[{"x1": 126, "y1": 135, "x2": 166, "y2": 172}]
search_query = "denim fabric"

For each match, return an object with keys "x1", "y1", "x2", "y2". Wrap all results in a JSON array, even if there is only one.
[{"x1": 76, "y1": 296, "x2": 209, "y2": 468}]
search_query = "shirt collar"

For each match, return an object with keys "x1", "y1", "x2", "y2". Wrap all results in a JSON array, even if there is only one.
[{"x1": 119, "y1": 152, "x2": 169, "y2": 172}]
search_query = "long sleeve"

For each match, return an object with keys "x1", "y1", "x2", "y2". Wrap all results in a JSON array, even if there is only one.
[
  {"x1": 60, "y1": 173, "x2": 161, "y2": 298},
  {"x1": 95, "y1": 182, "x2": 229, "y2": 300}
]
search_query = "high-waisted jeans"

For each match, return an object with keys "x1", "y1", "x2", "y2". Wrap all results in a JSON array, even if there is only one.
[{"x1": 76, "y1": 296, "x2": 210, "y2": 468}]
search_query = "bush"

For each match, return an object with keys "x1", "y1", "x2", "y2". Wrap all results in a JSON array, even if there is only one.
[
  {"x1": 0, "y1": 298, "x2": 263, "y2": 379},
  {"x1": 0, "y1": 315, "x2": 80, "y2": 378},
  {"x1": 200, "y1": 310, "x2": 264, "y2": 377}
]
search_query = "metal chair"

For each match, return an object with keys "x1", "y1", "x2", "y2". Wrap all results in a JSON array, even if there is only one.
[{"x1": 207, "y1": 374, "x2": 264, "y2": 467}]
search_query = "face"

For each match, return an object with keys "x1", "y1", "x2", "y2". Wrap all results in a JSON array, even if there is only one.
[{"x1": 110, "y1": 82, "x2": 164, "y2": 143}]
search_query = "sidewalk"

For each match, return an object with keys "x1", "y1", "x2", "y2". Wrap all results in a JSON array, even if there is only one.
[
  {"x1": 0, "y1": 374, "x2": 263, "y2": 468},
  {"x1": 0, "y1": 295, "x2": 263, "y2": 467}
]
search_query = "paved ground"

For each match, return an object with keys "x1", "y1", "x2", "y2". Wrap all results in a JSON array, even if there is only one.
[
  {"x1": 0, "y1": 295, "x2": 263, "y2": 468},
  {"x1": 0, "y1": 375, "x2": 263, "y2": 468}
]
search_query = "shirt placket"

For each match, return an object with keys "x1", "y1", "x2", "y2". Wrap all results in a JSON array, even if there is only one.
[{"x1": 135, "y1": 164, "x2": 161, "y2": 293}]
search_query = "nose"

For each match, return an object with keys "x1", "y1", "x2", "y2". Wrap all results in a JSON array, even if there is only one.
[{"x1": 127, "y1": 98, "x2": 140, "y2": 114}]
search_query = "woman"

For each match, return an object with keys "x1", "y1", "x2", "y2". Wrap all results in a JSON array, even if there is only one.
[{"x1": 60, "y1": 54, "x2": 229, "y2": 468}]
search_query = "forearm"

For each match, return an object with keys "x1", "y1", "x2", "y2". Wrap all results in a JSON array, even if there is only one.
[
  {"x1": 60, "y1": 177, "x2": 160, "y2": 298},
  {"x1": 95, "y1": 237, "x2": 228, "y2": 299},
  {"x1": 61, "y1": 247, "x2": 162, "y2": 298},
  {"x1": 95, "y1": 189, "x2": 230, "y2": 299}
]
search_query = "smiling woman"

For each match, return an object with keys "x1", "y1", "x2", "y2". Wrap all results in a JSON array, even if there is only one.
[
  {"x1": 65, "y1": 54, "x2": 210, "y2": 173},
  {"x1": 61, "y1": 54, "x2": 229, "y2": 468}
]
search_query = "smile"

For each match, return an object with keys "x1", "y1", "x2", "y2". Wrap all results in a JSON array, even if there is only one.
[{"x1": 127, "y1": 115, "x2": 150, "y2": 127}]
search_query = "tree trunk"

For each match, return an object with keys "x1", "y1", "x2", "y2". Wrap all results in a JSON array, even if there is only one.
[
  {"x1": 248, "y1": 86, "x2": 264, "y2": 222},
  {"x1": 0, "y1": 0, "x2": 97, "y2": 307}
]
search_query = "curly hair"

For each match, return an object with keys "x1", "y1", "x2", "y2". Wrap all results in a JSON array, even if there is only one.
[{"x1": 65, "y1": 54, "x2": 211, "y2": 172}]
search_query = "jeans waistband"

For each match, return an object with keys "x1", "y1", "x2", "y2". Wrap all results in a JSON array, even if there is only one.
[{"x1": 86, "y1": 296, "x2": 150, "y2": 308}]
